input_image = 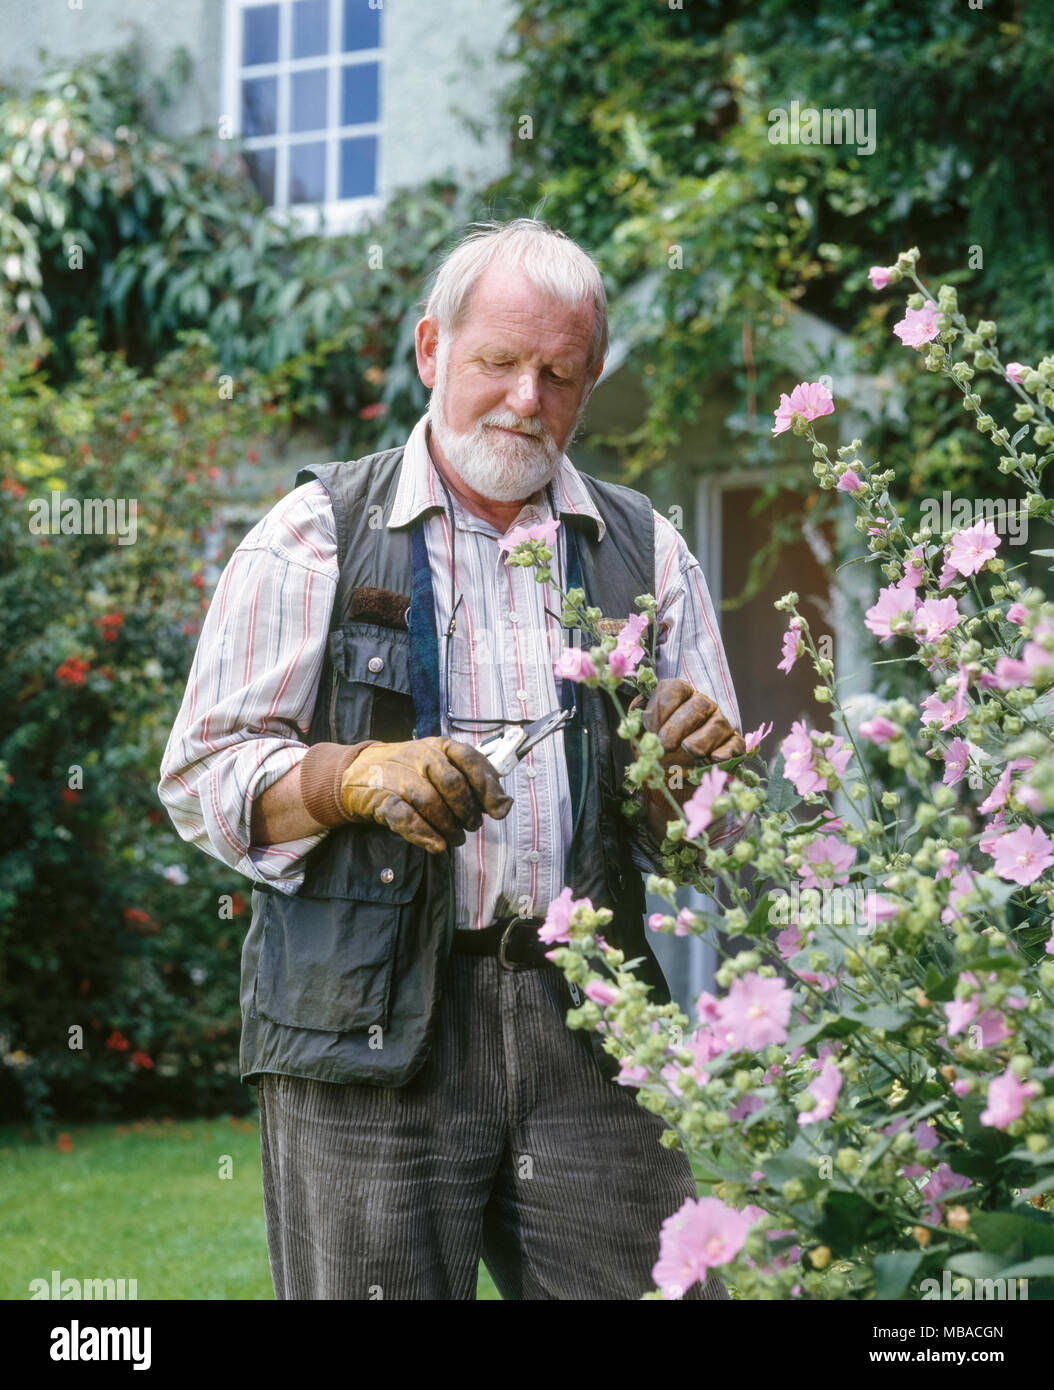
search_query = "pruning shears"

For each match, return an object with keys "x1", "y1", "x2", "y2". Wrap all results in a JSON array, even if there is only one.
[{"x1": 476, "y1": 708, "x2": 573, "y2": 777}]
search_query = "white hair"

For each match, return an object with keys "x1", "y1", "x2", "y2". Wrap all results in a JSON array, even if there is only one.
[{"x1": 422, "y1": 217, "x2": 609, "y2": 373}]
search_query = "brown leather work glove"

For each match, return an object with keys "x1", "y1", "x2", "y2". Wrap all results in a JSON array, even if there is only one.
[
  {"x1": 629, "y1": 678, "x2": 745, "y2": 845},
  {"x1": 338, "y1": 737, "x2": 513, "y2": 855}
]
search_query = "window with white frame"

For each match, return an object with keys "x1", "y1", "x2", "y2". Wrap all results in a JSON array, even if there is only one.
[{"x1": 226, "y1": 0, "x2": 381, "y2": 213}]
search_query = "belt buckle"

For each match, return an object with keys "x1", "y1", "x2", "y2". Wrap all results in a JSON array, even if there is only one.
[{"x1": 498, "y1": 918, "x2": 529, "y2": 971}]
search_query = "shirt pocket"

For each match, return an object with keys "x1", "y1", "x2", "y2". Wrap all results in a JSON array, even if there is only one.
[
  {"x1": 329, "y1": 620, "x2": 415, "y2": 743},
  {"x1": 255, "y1": 842, "x2": 425, "y2": 1034}
]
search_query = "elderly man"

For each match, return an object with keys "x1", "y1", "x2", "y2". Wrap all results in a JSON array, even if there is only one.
[{"x1": 159, "y1": 218, "x2": 744, "y2": 1301}]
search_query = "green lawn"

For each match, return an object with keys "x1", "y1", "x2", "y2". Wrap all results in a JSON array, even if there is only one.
[{"x1": 0, "y1": 1116, "x2": 500, "y2": 1300}]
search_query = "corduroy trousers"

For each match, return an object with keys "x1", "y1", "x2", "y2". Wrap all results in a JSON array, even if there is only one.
[{"x1": 256, "y1": 952, "x2": 727, "y2": 1301}]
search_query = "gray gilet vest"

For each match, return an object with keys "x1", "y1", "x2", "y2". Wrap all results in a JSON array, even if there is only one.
[{"x1": 238, "y1": 446, "x2": 668, "y2": 1088}]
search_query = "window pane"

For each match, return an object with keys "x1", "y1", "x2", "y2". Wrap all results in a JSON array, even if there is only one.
[
  {"x1": 244, "y1": 147, "x2": 276, "y2": 204},
  {"x1": 342, "y1": 0, "x2": 380, "y2": 51},
  {"x1": 241, "y1": 76, "x2": 278, "y2": 137},
  {"x1": 341, "y1": 62, "x2": 378, "y2": 126},
  {"x1": 242, "y1": 4, "x2": 279, "y2": 65},
  {"x1": 292, "y1": 0, "x2": 329, "y2": 58},
  {"x1": 339, "y1": 135, "x2": 376, "y2": 198},
  {"x1": 289, "y1": 141, "x2": 327, "y2": 203},
  {"x1": 291, "y1": 68, "x2": 328, "y2": 132}
]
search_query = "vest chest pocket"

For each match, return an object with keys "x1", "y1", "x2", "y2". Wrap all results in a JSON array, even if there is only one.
[
  {"x1": 255, "y1": 839, "x2": 425, "y2": 1034},
  {"x1": 329, "y1": 621, "x2": 416, "y2": 744}
]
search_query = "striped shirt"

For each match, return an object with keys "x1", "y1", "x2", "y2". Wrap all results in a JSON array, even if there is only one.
[{"x1": 158, "y1": 412, "x2": 741, "y2": 927}]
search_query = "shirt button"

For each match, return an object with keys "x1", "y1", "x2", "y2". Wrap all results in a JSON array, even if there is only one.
[
  {"x1": 380, "y1": 867, "x2": 395, "y2": 884},
  {"x1": 367, "y1": 656, "x2": 384, "y2": 673},
  {"x1": 516, "y1": 688, "x2": 528, "y2": 702},
  {"x1": 508, "y1": 612, "x2": 521, "y2": 624},
  {"x1": 527, "y1": 850, "x2": 540, "y2": 863},
  {"x1": 525, "y1": 766, "x2": 537, "y2": 779}
]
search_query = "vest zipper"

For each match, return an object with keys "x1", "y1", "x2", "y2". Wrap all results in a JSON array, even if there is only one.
[
  {"x1": 568, "y1": 722, "x2": 590, "y2": 875},
  {"x1": 328, "y1": 663, "x2": 340, "y2": 743}
]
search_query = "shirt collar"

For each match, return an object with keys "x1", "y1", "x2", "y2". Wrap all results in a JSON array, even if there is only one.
[{"x1": 386, "y1": 413, "x2": 606, "y2": 541}]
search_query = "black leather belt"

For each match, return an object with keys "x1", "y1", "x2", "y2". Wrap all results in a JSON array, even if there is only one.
[{"x1": 451, "y1": 916, "x2": 554, "y2": 970}]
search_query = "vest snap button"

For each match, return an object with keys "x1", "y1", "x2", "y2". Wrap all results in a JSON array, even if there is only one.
[
  {"x1": 380, "y1": 867, "x2": 395, "y2": 883},
  {"x1": 367, "y1": 656, "x2": 384, "y2": 673}
]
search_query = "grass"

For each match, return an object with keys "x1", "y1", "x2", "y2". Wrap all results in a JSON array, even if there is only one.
[{"x1": 0, "y1": 1115, "x2": 501, "y2": 1300}]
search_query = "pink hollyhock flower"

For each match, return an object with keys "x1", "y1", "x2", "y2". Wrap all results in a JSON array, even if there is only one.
[
  {"x1": 779, "y1": 720, "x2": 851, "y2": 796},
  {"x1": 798, "y1": 1060, "x2": 841, "y2": 1126},
  {"x1": 616, "y1": 1059, "x2": 649, "y2": 1087},
  {"x1": 973, "y1": 1010, "x2": 1012, "y2": 1046},
  {"x1": 684, "y1": 767, "x2": 728, "y2": 840},
  {"x1": 777, "y1": 625, "x2": 803, "y2": 675},
  {"x1": 861, "y1": 892, "x2": 900, "y2": 927},
  {"x1": 920, "y1": 1163, "x2": 970, "y2": 1221},
  {"x1": 500, "y1": 517, "x2": 560, "y2": 553},
  {"x1": 940, "y1": 868, "x2": 977, "y2": 925},
  {"x1": 608, "y1": 612, "x2": 649, "y2": 678},
  {"x1": 584, "y1": 979, "x2": 619, "y2": 1007},
  {"x1": 914, "y1": 1121, "x2": 938, "y2": 1152},
  {"x1": 944, "y1": 998, "x2": 977, "y2": 1036},
  {"x1": 538, "y1": 886, "x2": 590, "y2": 944},
  {"x1": 744, "y1": 720, "x2": 773, "y2": 754},
  {"x1": 868, "y1": 266, "x2": 891, "y2": 290},
  {"x1": 989, "y1": 825, "x2": 1054, "y2": 885},
  {"x1": 942, "y1": 738, "x2": 970, "y2": 787},
  {"x1": 901, "y1": 545, "x2": 927, "y2": 589},
  {"x1": 893, "y1": 300, "x2": 940, "y2": 349},
  {"x1": 692, "y1": 1026, "x2": 731, "y2": 1066},
  {"x1": 947, "y1": 521, "x2": 1001, "y2": 577},
  {"x1": 857, "y1": 715, "x2": 897, "y2": 744},
  {"x1": 952, "y1": 1079, "x2": 971, "y2": 1097},
  {"x1": 717, "y1": 973, "x2": 792, "y2": 1051},
  {"x1": 837, "y1": 469, "x2": 862, "y2": 492},
  {"x1": 937, "y1": 560, "x2": 960, "y2": 590},
  {"x1": 980, "y1": 1067, "x2": 1038, "y2": 1130},
  {"x1": 935, "y1": 847, "x2": 960, "y2": 880},
  {"x1": 978, "y1": 810, "x2": 1007, "y2": 856},
  {"x1": 771, "y1": 380, "x2": 835, "y2": 437},
  {"x1": 921, "y1": 665, "x2": 969, "y2": 731},
  {"x1": 914, "y1": 597, "x2": 960, "y2": 643},
  {"x1": 695, "y1": 990, "x2": 722, "y2": 1024},
  {"x1": 796, "y1": 834, "x2": 857, "y2": 891},
  {"x1": 553, "y1": 646, "x2": 597, "y2": 682},
  {"x1": 776, "y1": 924, "x2": 808, "y2": 961},
  {"x1": 1005, "y1": 362, "x2": 1027, "y2": 385},
  {"x1": 992, "y1": 656, "x2": 1030, "y2": 688},
  {"x1": 865, "y1": 580, "x2": 919, "y2": 641},
  {"x1": 674, "y1": 906, "x2": 698, "y2": 936},
  {"x1": 978, "y1": 758, "x2": 1034, "y2": 816},
  {"x1": 648, "y1": 911, "x2": 671, "y2": 933},
  {"x1": 1007, "y1": 603, "x2": 1028, "y2": 624},
  {"x1": 728, "y1": 1094, "x2": 765, "y2": 1123},
  {"x1": 653, "y1": 1197, "x2": 753, "y2": 1297}
]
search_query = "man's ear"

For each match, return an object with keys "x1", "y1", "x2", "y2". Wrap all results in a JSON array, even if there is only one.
[{"x1": 415, "y1": 317, "x2": 439, "y2": 389}]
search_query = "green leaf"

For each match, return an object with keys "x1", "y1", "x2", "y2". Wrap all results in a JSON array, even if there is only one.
[
  {"x1": 995, "y1": 1256, "x2": 1054, "y2": 1280},
  {"x1": 970, "y1": 1210, "x2": 1054, "y2": 1260},
  {"x1": 873, "y1": 1249, "x2": 924, "y2": 1300}
]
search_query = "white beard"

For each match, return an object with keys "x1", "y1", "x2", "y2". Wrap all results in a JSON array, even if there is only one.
[{"x1": 428, "y1": 348, "x2": 568, "y2": 503}]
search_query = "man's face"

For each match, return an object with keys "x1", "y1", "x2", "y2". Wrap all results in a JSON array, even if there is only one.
[{"x1": 416, "y1": 263, "x2": 602, "y2": 503}]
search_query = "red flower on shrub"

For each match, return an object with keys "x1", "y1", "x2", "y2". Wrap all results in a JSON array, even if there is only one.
[
  {"x1": 61, "y1": 788, "x2": 79, "y2": 805},
  {"x1": 94, "y1": 612, "x2": 124, "y2": 642},
  {"x1": 147, "y1": 809, "x2": 163, "y2": 824},
  {"x1": 131, "y1": 1051, "x2": 154, "y2": 1070},
  {"x1": 56, "y1": 1133, "x2": 73, "y2": 1153},
  {"x1": 105, "y1": 1030, "x2": 130, "y2": 1051},
  {"x1": 246, "y1": 450, "x2": 259, "y2": 463},
  {"x1": 191, "y1": 573, "x2": 205, "y2": 590},
  {"x1": 358, "y1": 402, "x2": 387, "y2": 420},
  {"x1": 56, "y1": 657, "x2": 90, "y2": 685},
  {"x1": 123, "y1": 907, "x2": 159, "y2": 934},
  {"x1": 1, "y1": 476, "x2": 26, "y2": 499},
  {"x1": 185, "y1": 471, "x2": 198, "y2": 485}
]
